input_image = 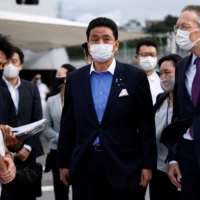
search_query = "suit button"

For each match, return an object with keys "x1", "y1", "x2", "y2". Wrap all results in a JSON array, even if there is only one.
[{"x1": 99, "y1": 128, "x2": 102, "y2": 131}]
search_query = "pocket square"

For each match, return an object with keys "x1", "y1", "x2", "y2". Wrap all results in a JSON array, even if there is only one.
[{"x1": 119, "y1": 89, "x2": 129, "y2": 97}]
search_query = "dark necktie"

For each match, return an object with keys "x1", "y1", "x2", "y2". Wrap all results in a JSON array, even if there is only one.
[{"x1": 189, "y1": 57, "x2": 200, "y2": 138}]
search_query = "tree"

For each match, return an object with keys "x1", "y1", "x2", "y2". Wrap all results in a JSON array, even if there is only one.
[{"x1": 146, "y1": 15, "x2": 178, "y2": 33}]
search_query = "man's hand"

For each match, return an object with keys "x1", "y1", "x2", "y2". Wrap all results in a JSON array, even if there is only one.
[
  {"x1": 168, "y1": 163, "x2": 182, "y2": 188},
  {"x1": 59, "y1": 168, "x2": 69, "y2": 187},
  {"x1": 0, "y1": 156, "x2": 16, "y2": 184},
  {"x1": 140, "y1": 169, "x2": 152, "y2": 187},
  {"x1": 0, "y1": 125, "x2": 24, "y2": 148},
  {"x1": 14, "y1": 148, "x2": 30, "y2": 161}
]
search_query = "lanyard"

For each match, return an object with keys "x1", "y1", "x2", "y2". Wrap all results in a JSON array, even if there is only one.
[{"x1": 165, "y1": 97, "x2": 170, "y2": 126}]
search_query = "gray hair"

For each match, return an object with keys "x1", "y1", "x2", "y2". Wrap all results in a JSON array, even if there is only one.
[{"x1": 182, "y1": 5, "x2": 200, "y2": 26}]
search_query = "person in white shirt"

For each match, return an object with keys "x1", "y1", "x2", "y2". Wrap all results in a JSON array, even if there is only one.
[
  {"x1": 31, "y1": 74, "x2": 50, "y2": 116},
  {"x1": 0, "y1": 46, "x2": 44, "y2": 200},
  {"x1": 135, "y1": 39, "x2": 164, "y2": 105}
]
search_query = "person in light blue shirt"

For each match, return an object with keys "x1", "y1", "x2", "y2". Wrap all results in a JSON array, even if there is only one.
[{"x1": 57, "y1": 17, "x2": 157, "y2": 200}]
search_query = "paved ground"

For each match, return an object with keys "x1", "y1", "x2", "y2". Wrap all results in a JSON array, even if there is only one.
[{"x1": 37, "y1": 138, "x2": 150, "y2": 200}]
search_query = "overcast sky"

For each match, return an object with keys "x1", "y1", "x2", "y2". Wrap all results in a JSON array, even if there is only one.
[{"x1": 51, "y1": 0, "x2": 200, "y2": 26}]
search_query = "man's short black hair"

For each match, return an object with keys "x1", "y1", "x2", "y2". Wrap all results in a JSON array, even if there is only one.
[
  {"x1": 86, "y1": 17, "x2": 118, "y2": 41},
  {"x1": 136, "y1": 39, "x2": 158, "y2": 54},
  {"x1": 158, "y1": 53, "x2": 182, "y2": 68},
  {"x1": 0, "y1": 35, "x2": 13, "y2": 60},
  {"x1": 61, "y1": 64, "x2": 76, "y2": 73},
  {"x1": 12, "y1": 46, "x2": 24, "y2": 64}
]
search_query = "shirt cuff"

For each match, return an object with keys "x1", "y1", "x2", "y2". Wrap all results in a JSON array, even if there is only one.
[
  {"x1": 24, "y1": 144, "x2": 32, "y2": 152},
  {"x1": 169, "y1": 161, "x2": 178, "y2": 165}
]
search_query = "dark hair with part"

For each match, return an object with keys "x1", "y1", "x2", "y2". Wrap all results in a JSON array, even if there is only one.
[
  {"x1": 12, "y1": 46, "x2": 24, "y2": 64},
  {"x1": 136, "y1": 38, "x2": 157, "y2": 54},
  {"x1": 61, "y1": 63, "x2": 76, "y2": 73},
  {"x1": 0, "y1": 35, "x2": 13, "y2": 60},
  {"x1": 158, "y1": 53, "x2": 182, "y2": 68},
  {"x1": 182, "y1": 5, "x2": 200, "y2": 25},
  {"x1": 86, "y1": 17, "x2": 118, "y2": 41}
]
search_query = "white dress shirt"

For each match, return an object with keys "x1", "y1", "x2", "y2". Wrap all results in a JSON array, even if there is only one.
[
  {"x1": 147, "y1": 71, "x2": 164, "y2": 105},
  {"x1": 3, "y1": 76, "x2": 32, "y2": 152}
]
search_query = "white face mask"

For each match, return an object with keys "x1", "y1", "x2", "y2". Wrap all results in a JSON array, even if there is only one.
[
  {"x1": 89, "y1": 43, "x2": 115, "y2": 62},
  {"x1": 3, "y1": 64, "x2": 20, "y2": 79},
  {"x1": 176, "y1": 29, "x2": 200, "y2": 51},
  {"x1": 139, "y1": 56, "x2": 157, "y2": 71}
]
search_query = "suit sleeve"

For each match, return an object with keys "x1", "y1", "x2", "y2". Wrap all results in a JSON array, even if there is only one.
[
  {"x1": 136, "y1": 71, "x2": 157, "y2": 169},
  {"x1": 24, "y1": 84, "x2": 43, "y2": 148},
  {"x1": 56, "y1": 75, "x2": 76, "y2": 168},
  {"x1": 43, "y1": 98, "x2": 59, "y2": 143},
  {"x1": 6, "y1": 90, "x2": 18, "y2": 127}
]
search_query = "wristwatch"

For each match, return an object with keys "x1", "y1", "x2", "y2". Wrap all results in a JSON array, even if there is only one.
[{"x1": 5, "y1": 151, "x2": 14, "y2": 160}]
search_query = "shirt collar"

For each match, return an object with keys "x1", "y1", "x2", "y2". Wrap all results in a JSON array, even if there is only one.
[
  {"x1": 147, "y1": 70, "x2": 157, "y2": 82},
  {"x1": 89, "y1": 59, "x2": 116, "y2": 75},
  {"x1": 192, "y1": 53, "x2": 198, "y2": 65},
  {"x1": 3, "y1": 76, "x2": 21, "y2": 89}
]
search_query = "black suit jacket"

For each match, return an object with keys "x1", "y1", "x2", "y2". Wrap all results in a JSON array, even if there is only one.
[
  {"x1": 0, "y1": 78, "x2": 44, "y2": 158},
  {"x1": 165, "y1": 54, "x2": 200, "y2": 163},
  {"x1": 57, "y1": 60, "x2": 157, "y2": 190},
  {"x1": 0, "y1": 87, "x2": 18, "y2": 127}
]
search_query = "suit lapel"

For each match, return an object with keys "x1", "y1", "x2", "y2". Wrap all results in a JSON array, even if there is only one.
[
  {"x1": 101, "y1": 61, "x2": 126, "y2": 124},
  {"x1": 180, "y1": 54, "x2": 194, "y2": 110},
  {"x1": 80, "y1": 66, "x2": 99, "y2": 125},
  {"x1": 18, "y1": 79, "x2": 24, "y2": 114}
]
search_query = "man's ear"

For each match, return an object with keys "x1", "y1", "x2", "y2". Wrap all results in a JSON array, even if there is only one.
[
  {"x1": 135, "y1": 54, "x2": 140, "y2": 63},
  {"x1": 113, "y1": 40, "x2": 120, "y2": 52},
  {"x1": 19, "y1": 64, "x2": 23, "y2": 71}
]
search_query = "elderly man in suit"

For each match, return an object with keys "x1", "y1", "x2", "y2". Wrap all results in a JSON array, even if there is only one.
[
  {"x1": 56, "y1": 17, "x2": 157, "y2": 200},
  {"x1": 0, "y1": 46, "x2": 44, "y2": 200},
  {"x1": 167, "y1": 5, "x2": 200, "y2": 200}
]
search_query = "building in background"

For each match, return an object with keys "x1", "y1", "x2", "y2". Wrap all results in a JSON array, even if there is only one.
[{"x1": 119, "y1": 20, "x2": 144, "y2": 33}]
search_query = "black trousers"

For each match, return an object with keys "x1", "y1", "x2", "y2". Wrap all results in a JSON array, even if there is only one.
[
  {"x1": 149, "y1": 169, "x2": 181, "y2": 200},
  {"x1": 50, "y1": 149, "x2": 69, "y2": 200},
  {"x1": 178, "y1": 138, "x2": 200, "y2": 200},
  {"x1": 1, "y1": 156, "x2": 36, "y2": 200},
  {"x1": 72, "y1": 148, "x2": 145, "y2": 200}
]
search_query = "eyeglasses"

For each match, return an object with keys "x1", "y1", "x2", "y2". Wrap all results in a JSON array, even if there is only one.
[
  {"x1": 174, "y1": 24, "x2": 191, "y2": 34},
  {"x1": 138, "y1": 53, "x2": 157, "y2": 57}
]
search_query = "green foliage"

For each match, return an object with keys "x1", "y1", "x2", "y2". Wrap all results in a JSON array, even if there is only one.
[
  {"x1": 146, "y1": 15, "x2": 178, "y2": 33},
  {"x1": 66, "y1": 46, "x2": 85, "y2": 60}
]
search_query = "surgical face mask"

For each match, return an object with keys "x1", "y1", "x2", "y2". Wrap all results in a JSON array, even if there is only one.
[
  {"x1": 3, "y1": 64, "x2": 20, "y2": 79},
  {"x1": 89, "y1": 43, "x2": 115, "y2": 62},
  {"x1": 176, "y1": 29, "x2": 200, "y2": 51},
  {"x1": 36, "y1": 79, "x2": 42, "y2": 84},
  {"x1": 53, "y1": 77, "x2": 65, "y2": 89},
  {"x1": 160, "y1": 77, "x2": 175, "y2": 92},
  {"x1": 139, "y1": 56, "x2": 157, "y2": 71}
]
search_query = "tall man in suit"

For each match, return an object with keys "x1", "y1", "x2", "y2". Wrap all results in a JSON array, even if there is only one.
[
  {"x1": 167, "y1": 5, "x2": 200, "y2": 200},
  {"x1": 0, "y1": 46, "x2": 44, "y2": 200},
  {"x1": 57, "y1": 17, "x2": 157, "y2": 200}
]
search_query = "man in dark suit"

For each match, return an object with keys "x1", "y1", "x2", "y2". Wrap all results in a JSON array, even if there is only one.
[
  {"x1": 0, "y1": 46, "x2": 44, "y2": 200},
  {"x1": 167, "y1": 5, "x2": 200, "y2": 200},
  {"x1": 57, "y1": 17, "x2": 157, "y2": 200}
]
